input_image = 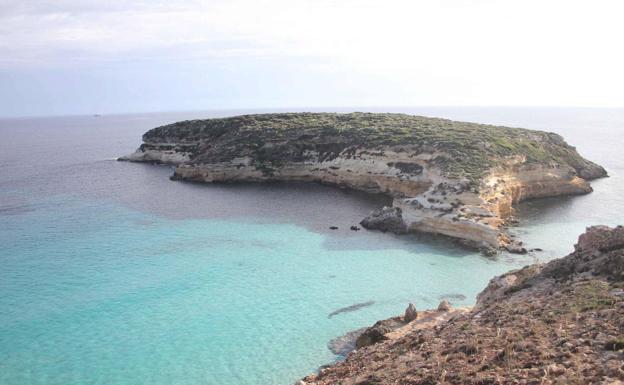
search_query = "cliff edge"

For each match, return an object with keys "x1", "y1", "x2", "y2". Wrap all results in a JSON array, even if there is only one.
[
  {"x1": 300, "y1": 225, "x2": 624, "y2": 385},
  {"x1": 119, "y1": 112, "x2": 606, "y2": 252}
]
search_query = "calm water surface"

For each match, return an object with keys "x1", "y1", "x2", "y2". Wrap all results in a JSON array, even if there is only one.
[{"x1": 1, "y1": 107, "x2": 622, "y2": 385}]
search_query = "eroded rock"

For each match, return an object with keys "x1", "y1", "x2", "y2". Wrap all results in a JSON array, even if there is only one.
[
  {"x1": 355, "y1": 317, "x2": 403, "y2": 349},
  {"x1": 360, "y1": 206, "x2": 407, "y2": 234}
]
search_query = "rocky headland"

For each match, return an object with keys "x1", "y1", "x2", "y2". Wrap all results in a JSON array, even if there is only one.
[
  {"x1": 300, "y1": 225, "x2": 624, "y2": 385},
  {"x1": 119, "y1": 112, "x2": 606, "y2": 253}
]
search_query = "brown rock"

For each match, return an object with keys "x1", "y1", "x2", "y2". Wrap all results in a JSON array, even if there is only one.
[
  {"x1": 404, "y1": 303, "x2": 418, "y2": 322},
  {"x1": 575, "y1": 225, "x2": 624, "y2": 252},
  {"x1": 437, "y1": 300, "x2": 452, "y2": 312}
]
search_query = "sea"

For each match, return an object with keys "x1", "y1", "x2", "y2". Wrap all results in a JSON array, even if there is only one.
[{"x1": 1, "y1": 107, "x2": 622, "y2": 385}]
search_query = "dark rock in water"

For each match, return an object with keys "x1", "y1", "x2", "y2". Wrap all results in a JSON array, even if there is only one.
[
  {"x1": 505, "y1": 241, "x2": 528, "y2": 254},
  {"x1": 328, "y1": 301, "x2": 375, "y2": 318},
  {"x1": 438, "y1": 293, "x2": 467, "y2": 301},
  {"x1": 360, "y1": 206, "x2": 407, "y2": 234},
  {"x1": 404, "y1": 303, "x2": 417, "y2": 322},
  {"x1": 479, "y1": 245, "x2": 499, "y2": 257},
  {"x1": 327, "y1": 327, "x2": 368, "y2": 356},
  {"x1": 530, "y1": 248, "x2": 544, "y2": 252},
  {"x1": 350, "y1": 225, "x2": 360, "y2": 231},
  {"x1": 329, "y1": 226, "x2": 339, "y2": 230}
]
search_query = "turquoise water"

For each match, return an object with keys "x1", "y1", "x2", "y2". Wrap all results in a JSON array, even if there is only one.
[
  {"x1": 1, "y1": 108, "x2": 622, "y2": 385},
  {"x1": 1, "y1": 197, "x2": 519, "y2": 385}
]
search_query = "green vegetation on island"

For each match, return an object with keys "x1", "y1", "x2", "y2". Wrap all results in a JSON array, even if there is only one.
[{"x1": 143, "y1": 112, "x2": 604, "y2": 186}]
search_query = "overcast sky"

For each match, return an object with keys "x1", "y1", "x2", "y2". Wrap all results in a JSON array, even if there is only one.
[{"x1": 1, "y1": 0, "x2": 623, "y2": 117}]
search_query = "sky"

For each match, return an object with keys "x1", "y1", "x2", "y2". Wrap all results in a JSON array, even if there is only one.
[{"x1": 1, "y1": 0, "x2": 623, "y2": 117}]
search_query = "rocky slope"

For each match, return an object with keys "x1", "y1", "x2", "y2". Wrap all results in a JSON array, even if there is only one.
[
  {"x1": 299, "y1": 225, "x2": 624, "y2": 385},
  {"x1": 119, "y1": 112, "x2": 606, "y2": 252}
]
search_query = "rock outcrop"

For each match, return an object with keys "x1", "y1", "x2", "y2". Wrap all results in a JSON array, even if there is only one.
[
  {"x1": 437, "y1": 299, "x2": 452, "y2": 312},
  {"x1": 354, "y1": 306, "x2": 469, "y2": 350},
  {"x1": 300, "y1": 226, "x2": 624, "y2": 385},
  {"x1": 360, "y1": 206, "x2": 408, "y2": 234},
  {"x1": 404, "y1": 303, "x2": 418, "y2": 322},
  {"x1": 120, "y1": 112, "x2": 607, "y2": 251}
]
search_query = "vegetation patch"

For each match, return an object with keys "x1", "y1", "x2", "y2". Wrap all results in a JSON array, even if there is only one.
[{"x1": 567, "y1": 280, "x2": 615, "y2": 312}]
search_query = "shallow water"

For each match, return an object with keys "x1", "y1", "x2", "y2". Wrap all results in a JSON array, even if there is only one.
[{"x1": 0, "y1": 107, "x2": 622, "y2": 385}]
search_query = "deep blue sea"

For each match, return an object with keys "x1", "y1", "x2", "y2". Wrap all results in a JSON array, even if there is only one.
[{"x1": 1, "y1": 107, "x2": 622, "y2": 385}]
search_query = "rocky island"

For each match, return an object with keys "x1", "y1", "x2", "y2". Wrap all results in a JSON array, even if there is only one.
[
  {"x1": 120, "y1": 112, "x2": 606, "y2": 253},
  {"x1": 300, "y1": 225, "x2": 624, "y2": 384}
]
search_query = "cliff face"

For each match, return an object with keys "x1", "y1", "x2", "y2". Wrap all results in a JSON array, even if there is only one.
[
  {"x1": 300, "y1": 226, "x2": 624, "y2": 385},
  {"x1": 119, "y1": 112, "x2": 606, "y2": 251}
]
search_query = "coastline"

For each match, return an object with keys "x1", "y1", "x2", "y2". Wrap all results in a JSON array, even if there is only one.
[
  {"x1": 3, "y1": 108, "x2": 622, "y2": 385},
  {"x1": 299, "y1": 226, "x2": 624, "y2": 385}
]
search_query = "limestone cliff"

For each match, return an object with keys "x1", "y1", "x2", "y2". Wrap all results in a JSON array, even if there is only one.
[
  {"x1": 300, "y1": 226, "x2": 624, "y2": 385},
  {"x1": 119, "y1": 112, "x2": 606, "y2": 251}
]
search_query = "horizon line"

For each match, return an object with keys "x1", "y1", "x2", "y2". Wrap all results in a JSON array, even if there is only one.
[{"x1": 2, "y1": 104, "x2": 624, "y2": 120}]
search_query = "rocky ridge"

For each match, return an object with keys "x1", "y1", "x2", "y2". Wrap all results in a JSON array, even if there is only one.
[
  {"x1": 119, "y1": 112, "x2": 607, "y2": 252},
  {"x1": 299, "y1": 225, "x2": 624, "y2": 385}
]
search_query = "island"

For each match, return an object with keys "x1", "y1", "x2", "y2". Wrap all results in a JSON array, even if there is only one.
[
  {"x1": 299, "y1": 225, "x2": 624, "y2": 384},
  {"x1": 119, "y1": 112, "x2": 607, "y2": 254}
]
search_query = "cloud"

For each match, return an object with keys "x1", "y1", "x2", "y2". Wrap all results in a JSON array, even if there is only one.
[
  {"x1": 3, "y1": 0, "x2": 620, "y2": 66},
  {"x1": 1, "y1": 0, "x2": 623, "y2": 113}
]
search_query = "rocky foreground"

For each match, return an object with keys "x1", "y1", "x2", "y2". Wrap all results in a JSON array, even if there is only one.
[
  {"x1": 120, "y1": 112, "x2": 606, "y2": 252},
  {"x1": 299, "y1": 226, "x2": 624, "y2": 385}
]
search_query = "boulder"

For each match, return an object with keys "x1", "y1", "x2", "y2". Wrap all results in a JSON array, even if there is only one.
[
  {"x1": 360, "y1": 206, "x2": 408, "y2": 234},
  {"x1": 437, "y1": 300, "x2": 452, "y2": 312},
  {"x1": 404, "y1": 303, "x2": 418, "y2": 322}
]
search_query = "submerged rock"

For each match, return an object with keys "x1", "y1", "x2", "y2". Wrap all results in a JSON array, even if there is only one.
[
  {"x1": 328, "y1": 301, "x2": 375, "y2": 318},
  {"x1": 438, "y1": 293, "x2": 467, "y2": 301},
  {"x1": 327, "y1": 328, "x2": 368, "y2": 356}
]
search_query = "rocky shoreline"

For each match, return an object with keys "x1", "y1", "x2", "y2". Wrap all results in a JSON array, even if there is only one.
[
  {"x1": 299, "y1": 225, "x2": 624, "y2": 384},
  {"x1": 119, "y1": 112, "x2": 607, "y2": 253}
]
